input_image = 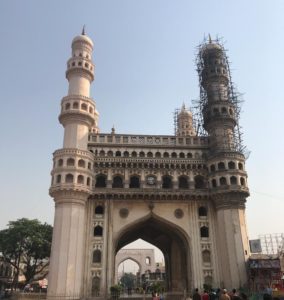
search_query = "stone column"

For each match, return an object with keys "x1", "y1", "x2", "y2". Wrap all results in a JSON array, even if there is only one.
[
  {"x1": 48, "y1": 191, "x2": 88, "y2": 299},
  {"x1": 213, "y1": 194, "x2": 249, "y2": 289}
]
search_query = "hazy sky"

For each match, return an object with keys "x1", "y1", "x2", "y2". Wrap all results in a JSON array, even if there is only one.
[{"x1": 0, "y1": 1, "x2": 283, "y2": 245}]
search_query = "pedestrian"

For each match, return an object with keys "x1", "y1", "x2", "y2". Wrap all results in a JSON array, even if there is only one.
[
  {"x1": 193, "y1": 288, "x2": 202, "y2": 300},
  {"x1": 202, "y1": 290, "x2": 210, "y2": 300},
  {"x1": 231, "y1": 288, "x2": 241, "y2": 300},
  {"x1": 220, "y1": 289, "x2": 230, "y2": 300}
]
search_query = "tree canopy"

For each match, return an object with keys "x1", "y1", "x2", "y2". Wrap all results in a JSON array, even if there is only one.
[
  {"x1": 120, "y1": 272, "x2": 136, "y2": 289},
  {"x1": 0, "y1": 218, "x2": 53, "y2": 288}
]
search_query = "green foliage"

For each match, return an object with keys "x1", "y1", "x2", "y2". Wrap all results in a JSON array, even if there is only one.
[
  {"x1": 0, "y1": 218, "x2": 53, "y2": 288},
  {"x1": 110, "y1": 285, "x2": 121, "y2": 299},
  {"x1": 150, "y1": 282, "x2": 163, "y2": 293},
  {"x1": 120, "y1": 272, "x2": 136, "y2": 289}
]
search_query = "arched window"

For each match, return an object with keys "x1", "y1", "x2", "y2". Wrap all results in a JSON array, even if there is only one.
[
  {"x1": 147, "y1": 152, "x2": 153, "y2": 158},
  {"x1": 210, "y1": 165, "x2": 215, "y2": 172},
  {"x1": 67, "y1": 158, "x2": 75, "y2": 166},
  {"x1": 93, "y1": 249, "x2": 101, "y2": 263},
  {"x1": 139, "y1": 151, "x2": 145, "y2": 157},
  {"x1": 162, "y1": 176, "x2": 172, "y2": 189},
  {"x1": 99, "y1": 150, "x2": 105, "y2": 157},
  {"x1": 92, "y1": 276, "x2": 100, "y2": 297},
  {"x1": 115, "y1": 151, "x2": 121, "y2": 157},
  {"x1": 202, "y1": 250, "x2": 211, "y2": 263},
  {"x1": 230, "y1": 176, "x2": 237, "y2": 185},
  {"x1": 145, "y1": 257, "x2": 151, "y2": 265},
  {"x1": 56, "y1": 175, "x2": 61, "y2": 183},
  {"x1": 87, "y1": 177, "x2": 91, "y2": 186},
  {"x1": 198, "y1": 206, "x2": 207, "y2": 217},
  {"x1": 73, "y1": 102, "x2": 79, "y2": 109},
  {"x1": 163, "y1": 152, "x2": 169, "y2": 158},
  {"x1": 58, "y1": 159, "x2": 63, "y2": 167},
  {"x1": 107, "y1": 150, "x2": 113, "y2": 157},
  {"x1": 88, "y1": 162, "x2": 92, "y2": 169},
  {"x1": 171, "y1": 152, "x2": 177, "y2": 158},
  {"x1": 155, "y1": 152, "x2": 161, "y2": 158},
  {"x1": 65, "y1": 174, "x2": 74, "y2": 183},
  {"x1": 95, "y1": 205, "x2": 104, "y2": 215},
  {"x1": 179, "y1": 152, "x2": 185, "y2": 158},
  {"x1": 131, "y1": 151, "x2": 137, "y2": 157},
  {"x1": 204, "y1": 276, "x2": 213, "y2": 286},
  {"x1": 78, "y1": 159, "x2": 85, "y2": 168},
  {"x1": 218, "y1": 162, "x2": 225, "y2": 170},
  {"x1": 112, "y1": 176, "x2": 123, "y2": 188},
  {"x1": 228, "y1": 161, "x2": 236, "y2": 169},
  {"x1": 94, "y1": 225, "x2": 103, "y2": 237},
  {"x1": 212, "y1": 179, "x2": 217, "y2": 188},
  {"x1": 95, "y1": 174, "x2": 106, "y2": 188},
  {"x1": 65, "y1": 103, "x2": 70, "y2": 110},
  {"x1": 129, "y1": 176, "x2": 140, "y2": 188},
  {"x1": 194, "y1": 175, "x2": 205, "y2": 189},
  {"x1": 220, "y1": 177, "x2": 227, "y2": 185},
  {"x1": 200, "y1": 226, "x2": 209, "y2": 238},
  {"x1": 123, "y1": 151, "x2": 129, "y2": 157},
  {"x1": 187, "y1": 152, "x2": 193, "y2": 158},
  {"x1": 81, "y1": 103, "x2": 88, "y2": 111},
  {"x1": 238, "y1": 163, "x2": 244, "y2": 170},
  {"x1": 221, "y1": 107, "x2": 227, "y2": 114},
  {"x1": 178, "y1": 176, "x2": 189, "y2": 189},
  {"x1": 89, "y1": 107, "x2": 93, "y2": 114},
  {"x1": 240, "y1": 177, "x2": 245, "y2": 186},
  {"x1": 77, "y1": 175, "x2": 84, "y2": 184}
]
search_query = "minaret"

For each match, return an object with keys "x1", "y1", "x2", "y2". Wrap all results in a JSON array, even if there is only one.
[
  {"x1": 198, "y1": 38, "x2": 250, "y2": 289},
  {"x1": 48, "y1": 30, "x2": 97, "y2": 299},
  {"x1": 176, "y1": 104, "x2": 196, "y2": 136}
]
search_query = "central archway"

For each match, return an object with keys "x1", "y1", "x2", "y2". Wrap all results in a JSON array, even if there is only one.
[{"x1": 114, "y1": 214, "x2": 192, "y2": 296}]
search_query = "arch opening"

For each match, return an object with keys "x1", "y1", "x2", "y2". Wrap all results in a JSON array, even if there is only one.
[{"x1": 114, "y1": 216, "x2": 191, "y2": 296}]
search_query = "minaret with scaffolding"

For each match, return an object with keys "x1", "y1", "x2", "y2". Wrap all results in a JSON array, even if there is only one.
[{"x1": 196, "y1": 36, "x2": 250, "y2": 289}]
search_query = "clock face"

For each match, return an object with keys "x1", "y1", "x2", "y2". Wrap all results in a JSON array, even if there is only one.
[{"x1": 146, "y1": 176, "x2": 156, "y2": 185}]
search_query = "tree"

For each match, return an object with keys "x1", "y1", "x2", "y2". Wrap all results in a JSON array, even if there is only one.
[
  {"x1": 120, "y1": 272, "x2": 136, "y2": 289},
  {"x1": 0, "y1": 218, "x2": 53, "y2": 289}
]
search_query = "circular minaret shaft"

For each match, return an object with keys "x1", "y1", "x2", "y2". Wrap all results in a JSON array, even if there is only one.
[
  {"x1": 197, "y1": 37, "x2": 250, "y2": 289},
  {"x1": 48, "y1": 31, "x2": 97, "y2": 300}
]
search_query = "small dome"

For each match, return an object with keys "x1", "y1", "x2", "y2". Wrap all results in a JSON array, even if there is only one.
[
  {"x1": 72, "y1": 34, "x2": 94, "y2": 48},
  {"x1": 201, "y1": 42, "x2": 222, "y2": 54},
  {"x1": 179, "y1": 104, "x2": 192, "y2": 117}
]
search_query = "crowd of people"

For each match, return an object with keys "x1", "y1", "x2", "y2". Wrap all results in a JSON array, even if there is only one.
[{"x1": 192, "y1": 288, "x2": 248, "y2": 300}]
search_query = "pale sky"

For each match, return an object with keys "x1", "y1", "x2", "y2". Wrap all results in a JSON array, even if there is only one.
[{"x1": 0, "y1": 1, "x2": 284, "y2": 244}]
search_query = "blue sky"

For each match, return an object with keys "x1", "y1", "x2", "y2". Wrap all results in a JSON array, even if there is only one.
[{"x1": 0, "y1": 1, "x2": 283, "y2": 240}]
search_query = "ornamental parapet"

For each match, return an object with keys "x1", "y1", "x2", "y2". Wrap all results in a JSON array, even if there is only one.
[
  {"x1": 90, "y1": 188, "x2": 209, "y2": 201},
  {"x1": 49, "y1": 183, "x2": 92, "y2": 197},
  {"x1": 88, "y1": 133, "x2": 209, "y2": 148},
  {"x1": 211, "y1": 191, "x2": 247, "y2": 210},
  {"x1": 53, "y1": 148, "x2": 94, "y2": 160}
]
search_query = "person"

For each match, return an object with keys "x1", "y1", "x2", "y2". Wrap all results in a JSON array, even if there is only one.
[
  {"x1": 209, "y1": 288, "x2": 217, "y2": 300},
  {"x1": 220, "y1": 289, "x2": 230, "y2": 300},
  {"x1": 231, "y1": 288, "x2": 241, "y2": 300},
  {"x1": 193, "y1": 288, "x2": 202, "y2": 300},
  {"x1": 202, "y1": 290, "x2": 210, "y2": 300}
]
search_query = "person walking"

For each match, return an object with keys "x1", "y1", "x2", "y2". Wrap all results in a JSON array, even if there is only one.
[
  {"x1": 193, "y1": 288, "x2": 202, "y2": 300},
  {"x1": 220, "y1": 289, "x2": 230, "y2": 300}
]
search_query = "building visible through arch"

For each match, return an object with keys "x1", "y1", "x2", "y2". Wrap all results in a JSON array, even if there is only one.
[
  {"x1": 115, "y1": 249, "x2": 156, "y2": 283},
  {"x1": 48, "y1": 31, "x2": 251, "y2": 300}
]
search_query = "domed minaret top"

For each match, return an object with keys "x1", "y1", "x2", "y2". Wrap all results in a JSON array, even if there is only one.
[
  {"x1": 58, "y1": 29, "x2": 99, "y2": 149},
  {"x1": 176, "y1": 104, "x2": 196, "y2": 136}
]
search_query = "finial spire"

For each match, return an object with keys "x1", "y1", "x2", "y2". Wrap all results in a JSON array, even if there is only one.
[
  {"x1": 82, "y1": 25, "x2": 86, "y2": 35},
  {"x1": 208, "y1": 34, "x2": 212, "y2": 43}
]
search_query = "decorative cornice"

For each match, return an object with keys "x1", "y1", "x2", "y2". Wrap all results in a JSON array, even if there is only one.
[
  {"x1": 211, "y1": 191, "x2": 247, "y2": 210},
  {"x1": 59, "y1": 110, "x2": 95, "y2": 127}
]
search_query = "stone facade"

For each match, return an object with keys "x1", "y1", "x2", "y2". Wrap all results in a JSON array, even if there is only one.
[{"x1": 48, "y1": 32, "x2": 250, "y2": 300}]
